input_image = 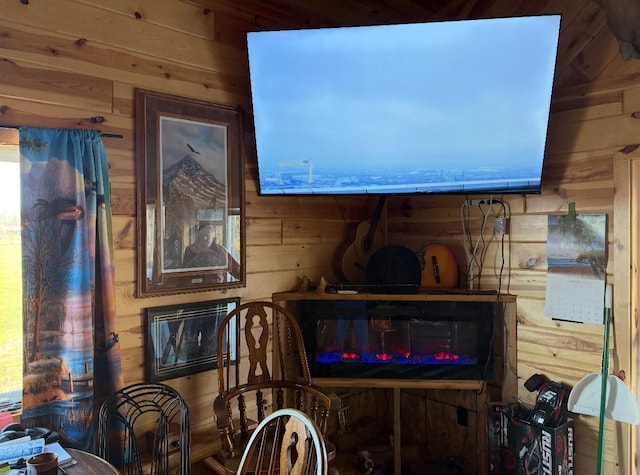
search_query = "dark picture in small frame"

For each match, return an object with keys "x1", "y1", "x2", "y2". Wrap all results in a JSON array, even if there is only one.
[{"x1": 145, "y1": 297, "x2": 239, "y2": 382}]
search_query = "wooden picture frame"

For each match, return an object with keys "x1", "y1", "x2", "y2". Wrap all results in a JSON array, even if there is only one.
[
  {"x1": 135, "y1": 89, "x2": 245, "y2": 297},
  {"x1": 145, "y1": 298, "x2": 240, "y2": 383}
]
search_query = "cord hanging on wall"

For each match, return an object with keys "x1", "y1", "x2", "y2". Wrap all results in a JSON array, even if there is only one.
[{"x1": 460, "y1": 196, "x2": 509, "y2": 292}]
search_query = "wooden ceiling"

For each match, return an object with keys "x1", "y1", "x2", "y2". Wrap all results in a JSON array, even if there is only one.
[{"x1": 189, "y1": 0, "x2": 640, "y2": 109}]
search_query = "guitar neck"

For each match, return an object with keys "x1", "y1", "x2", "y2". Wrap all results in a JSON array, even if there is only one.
[{"x1": 362, "y1": 195, "x2": 387, "y2": 252}]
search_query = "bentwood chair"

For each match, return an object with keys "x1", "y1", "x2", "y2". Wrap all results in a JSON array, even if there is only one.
[
  {"x1": 235, "y1": 408, "x2": 328, "y2": 475},
  {"x1": 205, "y1": 301, "x2": 341, "y2": 475},
  {"x1": 97, "y1": 382, "x2": 191, "y2": 475}
]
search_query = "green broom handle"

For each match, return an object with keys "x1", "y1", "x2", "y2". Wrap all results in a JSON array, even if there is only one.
[{"x1": 597, "y1": 285, "x2": 612, "y2": 475}]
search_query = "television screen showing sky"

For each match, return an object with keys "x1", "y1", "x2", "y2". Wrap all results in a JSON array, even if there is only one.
[{"x1": 247, "y1": 15, "x2": 561, "y2": 195}]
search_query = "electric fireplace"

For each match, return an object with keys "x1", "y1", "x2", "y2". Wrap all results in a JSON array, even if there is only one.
[{"x1": 297, "y1": 298, "x2": 496, "y2": 381}]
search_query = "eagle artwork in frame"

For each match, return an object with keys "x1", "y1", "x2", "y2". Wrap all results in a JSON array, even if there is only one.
[{"x1": 135, "y1": 89, "x2": 246, "y2": 297}]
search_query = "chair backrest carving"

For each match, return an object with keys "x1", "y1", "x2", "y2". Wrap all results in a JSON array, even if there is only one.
[
  {"x1": 235, "y1": 408, "x2": 328, "y2": 475},
  {"x1": 217, "y1": 301, "x2": 311, "y2": 395},
  {"x1": 213, "y1": 301, "x2": 340, "y2": 464}
]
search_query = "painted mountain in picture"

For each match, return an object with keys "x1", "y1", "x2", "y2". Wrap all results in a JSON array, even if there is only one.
[{"x1": 163, "y1": 154, "x2": 226, "y2": 210}]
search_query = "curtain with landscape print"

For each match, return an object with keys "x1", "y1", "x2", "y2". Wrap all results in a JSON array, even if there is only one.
[{"x1": 19, "y1": 127, "x2": 123, "y2": 450}]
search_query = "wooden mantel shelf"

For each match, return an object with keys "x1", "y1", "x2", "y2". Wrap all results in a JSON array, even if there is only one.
[{"x1": 273, "y1": 290, "x2": 516, "y2": 303}]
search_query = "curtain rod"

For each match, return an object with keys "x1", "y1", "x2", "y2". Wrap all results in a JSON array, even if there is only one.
[{"x1": 0, "y1": 124, "x2": 123, "y2": 139}]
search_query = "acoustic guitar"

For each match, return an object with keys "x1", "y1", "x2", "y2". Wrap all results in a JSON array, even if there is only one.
[
  {"x1": 334, "y1": 196, "x2": 387, "y2": 283},
  {"x1": 418, "y1": 243, "x2": 459, "y2": 290}
]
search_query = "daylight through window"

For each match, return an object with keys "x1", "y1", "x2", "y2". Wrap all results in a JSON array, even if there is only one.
[{"x1": 0, "y1": 128, "x2": 22, "y2": 412}]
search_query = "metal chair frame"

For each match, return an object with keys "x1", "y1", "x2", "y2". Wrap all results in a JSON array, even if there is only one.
[{"x1": 97, "y1": 382, "x2": 191, "y2": 475}]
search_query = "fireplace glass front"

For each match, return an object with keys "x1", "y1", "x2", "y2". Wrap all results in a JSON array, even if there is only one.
[{"x1": 299, "y1": 299, "x2": 496, "y2": 381}]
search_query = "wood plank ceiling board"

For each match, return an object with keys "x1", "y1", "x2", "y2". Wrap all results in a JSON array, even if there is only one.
[
  {"x1": 185, "y1": 0, "x2": 625, "y2": 88},
  {"x1": 553, "y1": 1, "x2": 610, "y2": 85}
]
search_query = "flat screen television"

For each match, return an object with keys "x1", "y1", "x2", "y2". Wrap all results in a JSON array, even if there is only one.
[{"x1": 247, "y1": 14, "x2": 561, "y2": 196}]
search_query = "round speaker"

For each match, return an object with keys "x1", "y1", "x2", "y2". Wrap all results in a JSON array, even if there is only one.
[{"x1": 365, "y1": 245, "x2": 421, "y2": 294}]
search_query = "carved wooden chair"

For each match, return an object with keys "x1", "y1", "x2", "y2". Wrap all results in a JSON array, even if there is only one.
[
  {"x1": 97, "y1": 382, "x2": 191, "y2": 475},
  {"x1": 235, "y1": 408, "x2": 328, "y2": 475},
  {"x1": 205, "y1": 301, "x2": 341, "y2": 475}
]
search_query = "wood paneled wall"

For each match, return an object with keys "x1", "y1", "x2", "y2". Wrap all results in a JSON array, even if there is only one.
[
  {"x1": 0, "y1": 0, "x2": 377, "y2": 441},
  {"x1": 1, "y1": 1, "x2": 639, "y2": 473}
]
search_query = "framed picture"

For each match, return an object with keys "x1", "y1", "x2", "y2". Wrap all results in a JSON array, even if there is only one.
[
  {"x1": 135, "y1": 89, "x2": 246, "y2": 297},
  {"x1": 145, "y1": 298, "x2": 240, "y2": 383}
]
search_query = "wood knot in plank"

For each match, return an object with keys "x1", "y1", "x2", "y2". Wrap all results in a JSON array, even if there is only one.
[
  {"x1": 74, "y1": 38, "x2": 87, "y2": 47},
  {"x1": 553, "y1": 187, "x2": 568, "y2": 200},
  {"x1": 116, "y1": 220, "x2": 133, "y2": 243},
  {"x1": 618, "y1": 144, "x2": 639, "y2": 154}
]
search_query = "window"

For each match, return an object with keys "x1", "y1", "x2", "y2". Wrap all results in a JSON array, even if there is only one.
[{"x1": 0, "y1": 128, "x2": 22, "y2": 412}]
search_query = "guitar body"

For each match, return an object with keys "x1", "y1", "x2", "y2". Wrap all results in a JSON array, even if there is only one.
[
  {"x1": 419, "y1": 243, "x2": 459, "y2": 290},
  {"x1": 334, "y1": 221, "x2": 384, "y2": 283},
  {"x1": 334, "y1": 196, "x2": 387, "y2": 284}
]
